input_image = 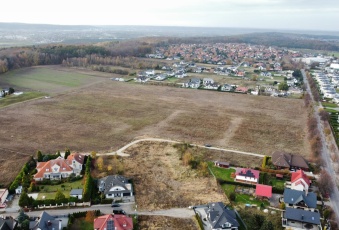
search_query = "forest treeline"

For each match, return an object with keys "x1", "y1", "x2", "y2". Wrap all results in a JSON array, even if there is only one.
[
  {"x1": 163, "y1": 33, "x2": 339, "y2": 51},
  {"x1": 0, "y1": 40, "x2": 153, "y2": 74}
]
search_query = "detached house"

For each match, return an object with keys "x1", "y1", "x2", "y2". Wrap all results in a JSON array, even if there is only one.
[
  {"x1": 282, "y1": 189, "x2": 317, "y2": 211},
  {"x1": 94, "y1": 214, "x2": 133, "y2": 230},
  {"x1": 98, "y1": 175, "x2": 133, "y2": 199},
  {"x1": 271, "y1": 151, "x2": 309, "y2": 171},
  {"x1": 204, "y1": 202, "x2": 239, "y2": 230},
  {"x1": 291, "y1": 170, "x2": 311, "y2": 192},
  {"x1": 66, "y1": 153, "x2": 85, "y2": 175},
  {"x1": 235, "y1": 168, "x2": 260, "y2": 184},
  {"x1": 33, "y1": 156, "x2": 81, "y2": 181},
  {"x1": 282, "y1": 208, "x2": 321, "y2": 230}
]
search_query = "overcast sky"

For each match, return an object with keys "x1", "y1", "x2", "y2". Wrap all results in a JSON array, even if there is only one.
[{"x1": 1, "y1": 0, "x2": 338, "y2": 31}]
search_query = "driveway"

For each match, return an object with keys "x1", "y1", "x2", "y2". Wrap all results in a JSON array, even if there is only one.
[
  {"x1": 194, "y1": 206, "x2": 211, "y2": 230},
  {"x1": 5, "y1": 194, "x2": 20, "y2": 213},
  {"x1": 269, "y1": 193, "x2": 282, "y2": 208}
]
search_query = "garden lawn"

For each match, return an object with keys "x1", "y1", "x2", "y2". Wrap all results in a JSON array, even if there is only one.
[
  {"x1": 0, "y1": 92, "x2": 45, "y2": 108},
  {"x1": 322, "y1": 102, "x2": 338, "y2": 108},
  {"x1": 221, "y1": 184, "x2": 269, "y2": 206},
  {"x1": 208, "y1": 162, "x2": 235, "y2": 181},
  {"x1": 36, "y1": 180, "x2": 83, "y2": 200}
]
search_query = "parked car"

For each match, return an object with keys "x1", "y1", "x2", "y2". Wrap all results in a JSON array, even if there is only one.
[
  {"x1": 204, "y1": 144, "x2": 212, "y2": 147},
  {"x1": 113, "y1": 209, "x2": 126, "y2": 215},
  {"x1": 111, "y1": 203, "x2": 121, "y2": 208}
]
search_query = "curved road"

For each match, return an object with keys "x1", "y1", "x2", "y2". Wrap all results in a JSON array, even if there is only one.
[
  {"x1": 302, "y1": 69, "x2": 339, "y2": 223},
  {"x1": 98, "y1": 137, "x2": 264, "y2": 158}
]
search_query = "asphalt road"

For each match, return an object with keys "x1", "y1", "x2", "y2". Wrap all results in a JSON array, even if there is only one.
[
  {"x1": 302, "y1": 69, "x2": 339, "y2": 223},
  {"x1": 5, "y1": 203, "x2": 194, "y2": 219}
]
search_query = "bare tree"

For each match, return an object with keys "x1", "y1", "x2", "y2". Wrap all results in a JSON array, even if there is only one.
[{"x1": 318, "y1": 170, "x2": 334, "y2": 196}]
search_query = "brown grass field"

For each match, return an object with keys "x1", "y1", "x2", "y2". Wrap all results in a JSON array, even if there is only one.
[
  {"x1": 0, "y1": 66, "x2": 309, "y2": 186},
  {"x1": 137, "y1": 215, "x2": 199, "y2": 230}
]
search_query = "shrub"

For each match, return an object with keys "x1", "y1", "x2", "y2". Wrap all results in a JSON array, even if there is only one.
[{"x1": 229, "y1": 192, "x2": 236, "y2": 201}]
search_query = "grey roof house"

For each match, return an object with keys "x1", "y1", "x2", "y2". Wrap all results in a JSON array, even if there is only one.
[
  {"x1": 29, "y1": 211, "x2": 62, "y2": 230},
  {"x1": 282, "y1": 208, "x2": 321, "y2": 230},
  {"x1": 204, "y1": 202, "x2": 239, "y2": 230},
  {"x1": 283, "y1": 189, "x2": 317, "y2": 211},
  {"x1": 98, "y1": 175, "x2": 133, "y2": 199},
  {"x1": 0, "y1": 217, "x2": 17, "y2": 230}
]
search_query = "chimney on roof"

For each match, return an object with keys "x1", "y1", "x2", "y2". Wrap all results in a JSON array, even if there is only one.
[
  {"x1": 301, "y1": 215, "x2": 304, "y2": 220},
  {"x1": 47, "y1": 220, "x2": 52, "y2": 226},
  {"x1": 59, "y1": 219, "x2": 62, "y2": 230}
]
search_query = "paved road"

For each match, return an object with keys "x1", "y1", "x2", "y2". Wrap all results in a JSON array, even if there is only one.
[
  {"x1": 5, "y1": 203, "x2": 194, "y2": 219},
  {"x1": 302, "y1": 69, "x2": 339, "y2": 222},
  {"x1": 98, "y1": 137, "x2": 264, "y2": 158}
]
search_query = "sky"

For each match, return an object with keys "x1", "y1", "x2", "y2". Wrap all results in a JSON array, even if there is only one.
[{"x1": 1, "y1": 0, "x2": 339, "y2": 31}]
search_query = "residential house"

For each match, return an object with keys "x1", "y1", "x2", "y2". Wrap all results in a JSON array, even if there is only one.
[
  {"x1": 282, "y1": 208, "x2": 321, "y2": 230},
  {"x1": 33, "y1": 156, "x2": 79, "y2": 181},
  {"x1": 214, "y1": 161, "x2": 229, "y2": 168},
  {"x1": 282, "y1": 189, "x2": 317, "y2": 211},
  {"x1": 0, "y1": 217, "x2": 17, "y2": 230},
  {"x1": 221, "y1": 84, "x2": 234, "y2": 92},
  {"x1": 145, "y1": 69, "x2": 155, "y2": 76},
  {"x1": 94, "y1": 214, "x2": 133, "y2": 230},
  {"x1": 291, "y1": 170, "x2": 311, "y2": 193},
  {"x1": 29, "y1": 211, "x2": 63, "y2": 230},
  {"x1": 255, "y1": 184, "x2": 272, "y2": 199},
  {"x1": 66, "y1": 153, "x2": 85, "y2": 175},
  {"x1": 235, "y1": 168, "x2": 260, "y2": 184},
  {"x1": 234, "y1": 87, "x2": 248, "y2": 94},
  {"x1": 204, "y1": 202, "x2": 239, "y2": 230},
  {"x1": 98, "y1": 175, "x2": 133, "y2": 199},
  {"x1": 154, "y1": 73, "x2": 168, "y2": 81},
  {"x1": 271, "y1": 151, "x2": 309, "y2": 171},
  {"x1": 0, "y1": 189, "x2": 8, "y2": 207},
  {"x1": 204, "y1": 82, "x2": 219, "y2": 90},
  {"x1": 202, "y1": 78, "x2": 214, "y2": 86},
  {"x1": 70, "y1": 189, "x2": 83, "y2": 200},
  {"x1": 135, "y1": 76, "x2": 149, "y2": 83},
  {"x1": 183, "y1": 78, "x2": 201, "y2": 88}
]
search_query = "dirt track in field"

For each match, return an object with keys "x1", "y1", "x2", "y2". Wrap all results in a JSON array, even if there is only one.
[{"x1": 0, "y1": 66, "x2": 309, "y2": 186}]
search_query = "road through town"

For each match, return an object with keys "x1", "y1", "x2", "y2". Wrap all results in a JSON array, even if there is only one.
[{"x1": 302, "y1": 69, "x2": 339, "y2": 223}]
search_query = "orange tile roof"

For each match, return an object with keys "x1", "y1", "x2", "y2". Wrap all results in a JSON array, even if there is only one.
[{"x1": 33, "y1": 157, "x2": 73, "y2": 180}]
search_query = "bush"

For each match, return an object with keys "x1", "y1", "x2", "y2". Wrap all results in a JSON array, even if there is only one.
[{"x1": 229, "y1": 192, "x2": 236, "y2": 201}]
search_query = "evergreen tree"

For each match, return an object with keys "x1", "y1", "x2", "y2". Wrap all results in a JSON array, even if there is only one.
[
  {"x1": 37, "y1": 150, "x2": 43, "y2": 162},
  {"x1": 260, "y1": 220, "x2": 274, "y2": 230},
  {"x1": 19, "y1": 191, "x2": 30, "y2": 208},
  {"x1": 64, "y1": 149, "x2": 71, "y2": 159},
  {"x1": 55, "y1": 190, "x2": 66, "y2": 203},
  {"x1": 17, "y1": 210, "x2": 29, "y2": 223}
]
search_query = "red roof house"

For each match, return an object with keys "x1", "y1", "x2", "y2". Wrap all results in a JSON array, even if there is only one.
[
  {"x1": 235, "y1": 168, "x2": 260, "y2": 184},
  {"x1": 291, "y1": 170, "x2": 311, "y2": 193},
  {"x1": 255, "y1": 184, "x2": 272, "y2": 198},
  {"x1": 94, "y1": 214, "x2": 133, "y2": 230}
]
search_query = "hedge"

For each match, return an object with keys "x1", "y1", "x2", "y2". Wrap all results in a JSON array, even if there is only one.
[{"x1": 217, "y1": 178, "x2": 255, "y2": 188}]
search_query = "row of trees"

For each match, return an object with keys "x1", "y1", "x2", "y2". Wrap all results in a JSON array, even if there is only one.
[
  {"x1": 0, "y1": 41, "x2": 153, "y2": 75},
  {"x1": 82, "y1": 157, "x2": 93, "y2": 202}
]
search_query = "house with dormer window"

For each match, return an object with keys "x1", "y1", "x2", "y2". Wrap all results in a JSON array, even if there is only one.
[{"x1": 33, "y1": 156, "x2": 82, "y2": 181}]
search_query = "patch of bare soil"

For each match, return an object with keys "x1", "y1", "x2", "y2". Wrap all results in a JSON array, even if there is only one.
[
  {"x1": 138, "y1": 215, "x2": 199, "y2": 230},
  {"x1": 123, "y1": 142, "x2": 226, "y2": 211}
]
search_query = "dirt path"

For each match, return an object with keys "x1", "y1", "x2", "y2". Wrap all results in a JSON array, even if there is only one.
[
  {"x1": 217, "y1": 117, "x2": 243, "y2": 146},
  {"x1": 98, "y1": 137, "x2": 264, "y2": 158}
]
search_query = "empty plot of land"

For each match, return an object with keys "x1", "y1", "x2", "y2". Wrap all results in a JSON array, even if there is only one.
[
  {"x1": 138, "y1": 215, "x2": 199, "y2": 230},
  {"x1": 123, "y1": 142, "x2": 226, "y2": 211},
  {"x1": 0, "y1": 66, "x2": 308, "y2": 185}
]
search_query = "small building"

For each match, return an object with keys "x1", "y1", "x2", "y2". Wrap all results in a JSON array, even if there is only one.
[
  {"x1": 15, "y1": 186, "x2": 23, "y2": 195},
  {"x1": 70, "y1": 189, "x2": 83, "y2": 200},
  {"x1": 94, "y1": 214, "x2": 133, "y2": 230},
  {"x1": 255, "y1": 184, "x2": 272, "y2": 199},
  {"x1": 0, "y1": 189, "x2": 8, "y2": 206},
  {"x1": 214, "y1": 161, "x2": 230, "y2": 168},
  {"x1": 235, "y1": 168, "x2": 260, "y2": 184}
]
